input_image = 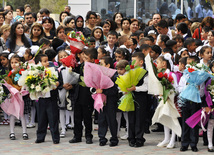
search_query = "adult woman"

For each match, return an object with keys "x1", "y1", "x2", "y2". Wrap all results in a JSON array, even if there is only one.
[
  {"x1": 42, "y1": 17, "x2": 56, "y2": 41},
  {"x1": 6, "y1": 22, "x2": 32, "y2": 53},
  {"x1": 130, "y1": 19, "x2": 139, "y2": 34},
  {"x1": 119, "y1": 18, "x2": 132, "y2": 37},
  {"x1": 74, "y1": 15, "x2": 91, "y2": 38},
  {"x1": 100, "y1": 21, "x2": 111, "y2": 41},
  {"x1": 3, "y1": 10, "x2": 13, "y2": 26},
  {"x1": 63, "y1": 16, "x2": 75, "y2": 29},
  {"x1": 30, "y1": 23, "x2": 44, "y2": 45},
  {"x1": 192, "y1": 17, "x2": 214, "y2": 40},
  {"x1": 0, "y1": 12, "x2": 5, "y2": 27},
  {"x1": 113, "y1": 12, "x2": 123, "y2": 33},
  {"x1": 56, "y1": 25, "x2": 66, "y2": 41},
  {"x1": 0, "y1": 24, "x2": 10, "y2": 52},
  {"x1": 59, "y1": 11, "x2": 69, "y2": 26}
]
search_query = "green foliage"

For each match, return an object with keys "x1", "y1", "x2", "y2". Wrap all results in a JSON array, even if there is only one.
[{"x1": 40, "y1": 0, "x2": 67, "y2": 14}]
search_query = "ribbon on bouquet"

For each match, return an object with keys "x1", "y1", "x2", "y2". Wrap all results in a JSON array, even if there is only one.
[
  {"x1": 0, "y1": 80, "x2": 28, "y2": 119},
  {"x1": 200, "y1": 109, "x2": 207, "y2": 131}
]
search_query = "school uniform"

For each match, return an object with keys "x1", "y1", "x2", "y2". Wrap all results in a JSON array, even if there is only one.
[
  {"x1": 128, "y1": 69, "x2": 148, "y2": 146},
  {"x1": 98, "y1": 73, "x2": 119, "y2": 145}
]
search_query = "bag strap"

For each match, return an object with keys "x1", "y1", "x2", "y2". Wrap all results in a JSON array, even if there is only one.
[{"x1": 198, "y1": 28, "x2": 201, "y2": 39}]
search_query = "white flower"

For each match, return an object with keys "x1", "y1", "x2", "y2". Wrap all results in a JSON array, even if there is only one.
[
  {"x1": 43, "y1": 87, "x2": 50, "y2": 93},
  {"x1": 15, "y1": 63, "x2": 19, "y2": 67},
  {"x1": 186, "y1": 64, "x2": 191, "y2": 68},
  {"x1": 192, "y1": 66, "x2": 198, "y2": 71},
  {"x1": 35, "y1": 85, "x2": 41, "y2": 92},
  {"x1": 30, "y1": 84, "x2": 35, "y2": 89},
  {"x1": 28, "y1": 71, "x2": 34, "y2": 76},
  {"x1": 196, "y1": 63, "x2": 202, "y2": 68}
]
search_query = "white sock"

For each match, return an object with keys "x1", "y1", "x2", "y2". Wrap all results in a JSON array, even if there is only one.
[
  {"x1": 60, "y1": 110, "x2": 66, "y2": 133},
  {"x1": 116, "y1": 112, "x2": 122, "y2": 136},
  {"x1": 10, "y1": 115, "x2": 15, "y2": 133},
  {"x1": 20, "y1": 116, "x2": 27, "y2": 133},
  {"x1": 162, "y1": 126, "x2": 170, "y2": 142},
  {"x1": 30, "y1": 106, "x2": 36, "y2": 124},
  {"x1": 25, "y1": 114, "x2": 29, "y2": 124},
  {"x1": 207, "y1": 119, "x2": 214, "y2": 149},
  {"x1": 168, "y1": 130, "x2": 176, "y2": 146},
  {"x1": 70, "y1": 111, "x2": 74, "y2": 127},
  {"x1": 65, "y1": 110, "x2": 70, "y2": 125},
  {"x1": 123, "y1": 112, "x2": 129, "y2": 136}
]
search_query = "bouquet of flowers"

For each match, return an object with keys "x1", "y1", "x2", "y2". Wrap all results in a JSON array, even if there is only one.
[
  {"x1": 67, "y1": 31, "x2": 89, "y2": 54},
  {"x1": 18, "y1": 63, "x2": 58, "y2": 100},
  {"x1": 84, "y1": 62, "x2": 117, "y2": 112},
  {"x1": 0, "y1": 84, "x2": 5, "y2": 104},
  {"x1": 156, "y1": 69, "x2": 174, "y2": 104},
  {"x1": 115, "y1": 61, "x2": 147, "y2": 112},
  {"x1": 60, "y1": 54, "x2": 76, "y2": 68},
  {"x1": 180, "y1": 62, "x2": 213, "y2": 103}
]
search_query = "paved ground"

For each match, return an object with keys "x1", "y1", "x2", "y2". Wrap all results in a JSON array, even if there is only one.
[{"x1": 0, "y1": 123, "x2": 212, "y2": 155}]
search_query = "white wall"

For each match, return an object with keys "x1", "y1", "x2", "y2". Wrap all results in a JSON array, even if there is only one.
[{"x1": 68, "y1": 0, "x2": 91, "y2": 20}]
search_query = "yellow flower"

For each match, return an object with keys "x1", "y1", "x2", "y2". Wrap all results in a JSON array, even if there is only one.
[{"x1": 45, "y1": 68, "x2": 51, "y2": 77}]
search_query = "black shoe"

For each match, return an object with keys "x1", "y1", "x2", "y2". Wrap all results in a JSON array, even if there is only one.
[
  {"x1": 109, "y1": 142, "x2": 118, "y2": 147},
  {"x1": 22, "y1": 133, "x2": 29, "y2": 140},
  {"x1": 208, "y1": 148, "x2": 214, "y2": 152},
  {"x1": 151, "y1": 128, "x2": 163, "y2": 132},
  {"x1": 135, "y1": 141, "x2": 144, "y2": 147},
  {"x1": 69, "y1": 138, "x2": 81, "y2": 143},
  {"x1": 99, "y1": 141, "x2": 106, "y2": 146},
  {"x1": 191, "y1": 146, "x2": 198, "y2": 152},
  {"x1": 180, "y1": 146, "x2": 188, "y2": 151},
  {"x1": 35, "y1": 139, "x2": 44, "y2": 143},
  {"x1": 129, "y1": 141, "x2": 135, "y2": 147},
  {"x1": 53, "y1": 141, "x2": 59, "y2": 144},
  {"x1": 9, "y1": 133, "x2": 16, "y2": 140},
  {"x1": 86, "y1": 138, "x2": 93, "y2": 144}
]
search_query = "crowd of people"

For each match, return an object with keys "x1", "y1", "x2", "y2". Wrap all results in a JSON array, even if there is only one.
[{"x1": 1, "y1": 3, "x2": 214, "y2": 153}]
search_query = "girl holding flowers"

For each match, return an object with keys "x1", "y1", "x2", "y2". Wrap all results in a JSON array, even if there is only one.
[
  {"x1": 152, "y1": 53, "x2": 180, "y2": 149},
  {"x1": 1, "y1": 54, "x2": 28, "y2": 140}
]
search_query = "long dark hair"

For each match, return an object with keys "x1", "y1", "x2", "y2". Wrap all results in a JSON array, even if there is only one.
[{"x1": 9, "y1": 22, "x2": 31, "y2": 52}]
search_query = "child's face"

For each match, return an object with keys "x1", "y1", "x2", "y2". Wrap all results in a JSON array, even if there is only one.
[
  {"x1": 89, "y1": 42, "x2": 95, "y2": 48},
  {"x1": 142, "y1": 48, "x2": 152, "y2": 56},
  {"x1": 201, "y1": 29, "x2": 208, "y2": 40},
  {"x1": 97, "y1": 48, "x2": 105, "y2": 59},
  {"x1": 32, "y1": 26, "x2": 42, "y2": 37},
  {"x1": 122, "y1": 20, "x2": 130, "y2": 30},
  {"x1": 176, "y1": 39, "x2": 183, "y2": 49},
  {"x1": 0, "y1": 56, "x2": 9, "y2": 67},
  {"x1": 156, "y1": 58, "x2": 166, "y2": 70},
  {"x1": 83, "y1": 53, "x2": 94, "y2": 63},
  {"x1": 41, "y1": 56, "x2": 49, "y2": 68},
  {"x1": 139, "y1": 33, "x2": 144, "y2": 41},
  {"x1": 208, "y1": 31, "x2": 214, "y2": 43},
  {"x1": 94, "y1": 29, "x2": 102, "y2": 40},
  {"x1": 188, "y1": 42, "x2": 197, "y2": 52},
  {"x1": 145, "y1": 40, "x2": 153, "y2": 46},
  {"x1": 178, "y1": 62, "x2": 185, "y2": 71},
  {"x1": 172, "y1": 44, "x2": 177, "y2": 53},
  {"x1": 57, "y1": 29, "x2": 65, "y2": 41},
  {"x1": 115, "y1": 53, "x2": 124, "y2": 62},
  {"x1": 100, "y1": 59, "x2": 110, "y2": 68},
  {"x1": 103, "y1": 24, "x2": 110, "y2": 34},
  {"x1": 181, "y1": 50, "x2": 189, "y2": 58},
  {"x1": 107, "y1": 35, "x2": 117, "y2": 46},
  {"x1": 77, "y1": 52, "x2": 84, "y2": 63},
  {"x1": 58, "y1": 52, "x2": 68, "y2": 63},
  {"x1": 149, "y1": 50, "x2": 158, "y2": 60},
  {"x1": 23, "y1": 52, "x2": 32, "y2": 61},
  {"x1": 132, "y1": 57, "x2": 143, "y2": 67},
  {"x1": 11, "y1": 58, "x2": 20, "y2": 70},
  {"x1": 117, "y1": 68, "x2": 126, "y2": 75},
  {"x1": 201, "y1": 48, "x2": 212, "y2": 61}
]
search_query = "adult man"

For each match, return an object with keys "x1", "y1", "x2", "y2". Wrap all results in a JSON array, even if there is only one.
[
  {"x1": 39, "y1": 8, "x2": 59, "y2": 29},
  {"x1": 16, "y1": 6, "x2": 24, "y2": 17},
  {"x1": 4, "y1": 5, "x2": 13, "y2": 11},
  {"x1": 144, "y1": 14, "x2": 162, "y2": 37},
  {"x1": 24, "y1": 12, "x2": 34, "y2": 28},
  {"x1": 156, "y1": 20, "x2": 172, "y2": 44},
  {"x1": 195, "y1": 0, "x2": 205, "y2": 20},
  {"x1": 64, "y1": 6, "x2": 71, "y2": 13}
]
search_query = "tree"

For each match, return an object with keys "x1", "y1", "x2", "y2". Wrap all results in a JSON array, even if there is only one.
[{"x1": 40, "y1": 0, "x2": 67, "y2": 14}]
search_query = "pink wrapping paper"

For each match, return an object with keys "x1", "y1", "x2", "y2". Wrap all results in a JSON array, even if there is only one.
[
  {"x1": 84, "y1": 62, "x2": 116, "y2": 112},
  {"x1": 1, "y1": 81, "x2": 28, "y2": 119}
]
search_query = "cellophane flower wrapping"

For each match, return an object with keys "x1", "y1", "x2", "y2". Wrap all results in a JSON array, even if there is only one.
[
  {"x1": 115, "y1": 67, "x2": 147, "y2": 112},
  {"x1": 60, "y1": 54, "x2": 76, "y2": 68},
  {"x1": 84, "y1": 62, "x2": 117, "y2": 112},
  {"x1": 180, "y1": 69, "x2": 214, "y2": 103},
  {"x1": 18, "y1": 63, "x2": 58, "y2": 100},
  {"x1": 67, "y1": 31, "x2": 88, "y2": 54}
]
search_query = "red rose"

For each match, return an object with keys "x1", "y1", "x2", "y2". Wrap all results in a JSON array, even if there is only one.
[
  {"x1": 94, "y1": 59, "x2": 99, "y2": 64},
  {"x1": 130, "y1": 65, "x2": 134, "y2": 69},
  {"x1": 168, "y1": 75, "x2": 173, "y2": 83},
  {"x1": 158, "y1": 72, "x2": 163, "y2": 78},
  {"x1": 8, "y1": 71, "x2": 12, "y2": 77},
  {"x1": 19, "y1": 69, "x2": 25, "y2": 75},
  {"x1": 163, "y1": 73, "x2": 168, "y2": 78},
  {"x1": 153, "y1": 63, "x2": 157, "y2": 67},
  {"x1": 188, "y1": 68, "x2": 195, "y2": 73}
]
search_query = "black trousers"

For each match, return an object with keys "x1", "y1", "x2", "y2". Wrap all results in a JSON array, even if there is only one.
[
  {"x1": 98, "y1": 101, "x2": 118, "y2": 144},
  {"x1": 73, "y1": 103, "x2": 94, "y2": 139},
  {"x1": 36, "y1": 98, "x2": 59, "y2": 142},
  {"x1": 128, "y1": 92, "x2": 148, "y2": 143},
  {"x1": 181, "y1": 101, "x2": 200, "y2": 148}
]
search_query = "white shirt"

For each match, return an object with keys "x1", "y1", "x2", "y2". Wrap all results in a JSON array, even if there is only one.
[
  {"x1": 156, "y1": 28, "x2": 172, "y2": 45},
  {"x1": 195, "y1": 4, "x2": 204, "y2": 18}
]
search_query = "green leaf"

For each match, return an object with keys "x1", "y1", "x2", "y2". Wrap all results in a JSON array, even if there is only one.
[
  {"x1": 163, "y1": 85, "x2": 171, "y2": 104},
  {"x1": 125, "y1": 65, "x2": 130, "y2": 71},
  {"x1": 131, "y1": 60, "x2": 136, "y2": 66}
]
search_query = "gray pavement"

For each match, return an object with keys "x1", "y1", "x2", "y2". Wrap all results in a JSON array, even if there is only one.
[{"x1": 0, "y1": 124, "x2": 211, "y2": 155}]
